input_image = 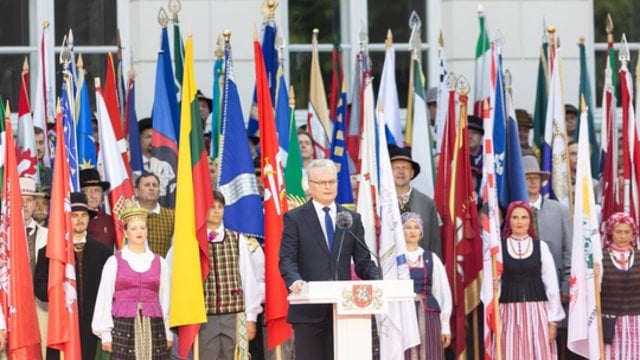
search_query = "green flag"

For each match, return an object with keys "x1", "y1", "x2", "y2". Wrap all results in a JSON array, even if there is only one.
[
  {"x1": 285, "y1": 100, "x2": 306, "y2": 208},
  {"x1": 578, "y1": 41, "x2": 600, "y2": 178},
  {"x1": 533, "y1": 40, "x2": 548, "y2": 152},
  {"x1": 173, "y1": 20, "x2": 185, "y2": 95}
]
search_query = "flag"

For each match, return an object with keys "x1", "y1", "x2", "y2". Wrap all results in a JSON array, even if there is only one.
[
  {"x1": 499, "y1": 81, "x2": 529, "y2": 206},
  {"x1": 619, "y1": 38, "x2": 640, "y2": 224},
  {"x1": 532, "y1": 31, "x2": 549, "y2": 155},
  {"x1": 62, "y1": 34, "x2": 77, "y2": 121},
  {"x1": 61, "y1": 74, "x2": 80, "y2": 192},
  {"x1": 434, "y1": 36, "x2": 450, "y2": 152},
  {"x1": 346, "y1": 52, "x2": 364, "y2": 173},
  {"x1": 356, "y1": 75, "x2": 379, "y2": 253},
  {"x1": 33, "y1": 23, "x2": 55, "y2": 168},
  {"x1": 307, "y1": 31, "x2": 332, "y2": 159},
  {"x1": 104, "y1": 53, "x2": 132, "y2": 177},
  {"x1": 75, "y1": 57, "x2": 97, "y2": 171},
  {"x1": 210, "y1": 49, "x2": 224, "y2": 159},
  {"x1": 115, "y1": 30, "x2": 127, "y2": 122},
  {"x1": 126, "y1": 73, "x2": 144, "y2": 177},
  {"x1": 0, "y1": 117, "x2": 43, "y2": 359},
  {"x1": 480, "y1": 99, "x2": 504, "y2": 360},
  {"x1": 450, "y1": 91, "x2": 483, "y2": 358},
  {"x1": 328, "y1": 41, "x2": 343, "y2": 123},
  {"x1": 161, "y1": 26, "x2": 181, "y2": 142},
  {"x1": 275, "y1": 63, "x2": 290, "y2": 162},
  {"x1": 172, "y1": 15, "x2": 185, "y2": 101},
  {"x1": 377, "y1": 33, "x2": 403, "y2": 147},
  {"x1": 247, "y1": 17, "x2": 278, "y2": 138},
  {"x1": 169, "y1": 35, "x2": 212, "y2": 359},
  {"x1": 0, "y1": 101, "x2": 5, "y2": 192},
  {"x1": 492, "y1": 47, "x2": 507, "y2": 206},
  {"x1": 577, "y1": 40, "x2": 599, "y2": 179},
  {"x1": 376, "y1": 79, "x2": 421, "y2": 359},
  {"x1": 284, "y1": 87, "x2": 307, "y2": 209},
  {"x1": 567, "y1": 101, "x2": 603, "y2": 359},
  {"x1": 542, "y1": 38, "x2": 570, "y2": 203},
  {"x1": 599, "y1": 41, "x2": 621, "y2": 222},
  {"x1": 253, "y1": 37, "x2": 293, "y2": 349},
  {"x1": 151, "y1": 50, "x2": 179, "y2": 208},
  {"x1": 17, "y1": 58, "x2": 40, "y2": 182},
  {"x1": 95, "y1": 79, "x2": 135, "y2": 249},
  {"x1": 410, "y1": 58, "x2": 435, "y2": 197},
  {"x1": 46, "y1": 109, "x2": 81, "y2": 359},
  {"x1": 474, "y1": 7, "x2": 492, "y2": 116},
  {"x1": 218, "y1": 39, "x2": 264, "y2": 237},
  {"x1": 330, "y1": 80, "x2": 353, "y2": 205}
]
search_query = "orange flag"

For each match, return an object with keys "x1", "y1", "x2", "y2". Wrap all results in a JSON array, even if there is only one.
[
  {"x1": 46, "y1": 107, "x2": 81, "y2": 359},
  {"x1": 0, "y1": 115, "x2": 42, "y2": 359}
]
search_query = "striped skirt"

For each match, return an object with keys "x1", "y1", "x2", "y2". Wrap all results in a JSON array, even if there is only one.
[
  {"x1": 112, "y1": 316, "x2": 170, "y2": 360},
  {"x1": 499, "y1": 301, "x2": 557, "y2": 360},
  {"x1": 604, "y1": 314, "x2": 640, "y2": 360},
  {"x1": 405, "y1": 300, "x2": 444, "y2": 360}
]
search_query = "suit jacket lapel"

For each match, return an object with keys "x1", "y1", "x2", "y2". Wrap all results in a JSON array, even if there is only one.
[{"x1": 302, "y1": 202, "x2": 331, "y2": 255}]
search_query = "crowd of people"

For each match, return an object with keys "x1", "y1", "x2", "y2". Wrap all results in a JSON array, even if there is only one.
[{"x1": 4, "y1": 77, "x2": 638, "y2": 360}]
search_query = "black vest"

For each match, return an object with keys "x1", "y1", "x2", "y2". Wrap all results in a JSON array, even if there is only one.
[{"x1": 499, "y1": 238, "x2": 548, "y2": 303}]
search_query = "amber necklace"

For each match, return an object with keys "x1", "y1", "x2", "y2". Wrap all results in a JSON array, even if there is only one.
[{"x1": 508, "y1": 235, "x2": 531, "y2": 257}]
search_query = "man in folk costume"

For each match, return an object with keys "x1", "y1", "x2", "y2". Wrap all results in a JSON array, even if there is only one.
[
  {"x1": 20, "y1": 176, "x2": 49, "y2": 357},
  {"x1": 523, "y1": 155, "x2": 574, "y2": 358},
  {"x1": 134, "y1": 172, "x2": 175, "y2": 257},
  {"x1": 80, "y1": 169, "x2": 116, "y2": 250},
  {"x1": 34, "y1": 192, "x2": 112, "y2": 359},
  {"x1": 389, "y1": 145, "x2": 442, "y2": 257},
  {"x1": 198, "y1": 190, "x2": 262, "y2": 359}
]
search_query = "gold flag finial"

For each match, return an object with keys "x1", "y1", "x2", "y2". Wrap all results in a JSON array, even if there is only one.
[
  {"x1": 223, "y1": 29, "x2": 231, "y2": 43},
  {"x1": 22, "y1": 57, "x2": 29, "y2": 74},
  {"x1": 77, "y1": 53, "x2": 84, "y2": 69},
  {"x1": 547, "y1": 25, "x2": 556, "y2": 46},
  {"x1": 158, "y1": 7, "x2": 170, "y2": 27},
  {"x1": 579, "y1": 36, "x2": 585, "y2": 44},
  {"x1": 438, "y1": 31, "x2": 444, "y2": 48},
  {"x1": 606, "y1": 13, "x2": 614, "y2": 43},
  {"x1": 5, "y1": 101, "x2": 10, "y2": 116},
  {"x1": 43, "y1": 21, "x2": 49, "y2": 29},
  {"x1": 289, "y1": 85, "x2": 295, "y2": 107},
  {"x1": 168, "y1": 0, "x2": 181, "y2": 22},
  {"x1": 261, "y1": 0, "x2": 278, "y2": 21},
  {"x1": 580, "y1": 94, "x2": 587, "y2": 113},
  {"x1": 385, "y1": 29, "x2": 393, "y2": 49},
  {"x1": 215, "y1": 34, "x2": 224, "y2": 58}
]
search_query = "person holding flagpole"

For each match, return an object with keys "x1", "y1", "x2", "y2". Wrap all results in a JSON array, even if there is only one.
[
  {"x1": 600, "y1": 212, "x2": 640, "y2": 358},
  {"x1": 402, "y1": 212, "x2": 451, "y2": 359},
  {"x1": 498, "y1": 201, "x2": 564, "y2": 359},
  {"x1": 92, "y1": 200, "x2": 173, "y2": 358}
]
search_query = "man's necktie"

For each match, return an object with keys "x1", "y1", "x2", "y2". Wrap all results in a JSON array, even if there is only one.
[
  {"x1": 323, "y1": 207, "x2": 334, "y2": 250},
  {"x1": 74, "y1": 242, "x2": 85, "y2": 315}
]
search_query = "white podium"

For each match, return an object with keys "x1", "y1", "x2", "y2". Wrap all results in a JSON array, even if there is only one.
[{"x1": 288, "y1": 280, "x2": 415, "y2": 359}]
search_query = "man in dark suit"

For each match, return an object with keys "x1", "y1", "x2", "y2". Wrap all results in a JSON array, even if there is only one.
[
  {"x1": 34, "y1": 192, "x2": 112, "y2": 360},
  {"x1": 279, "y1": 159, "x2": 380, "y2": 360}
]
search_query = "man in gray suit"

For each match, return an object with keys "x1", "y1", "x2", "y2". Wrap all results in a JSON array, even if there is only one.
[
  {"x1": 523, "y1": 155, "x2": 573, "y2": 357},
  {"x1": 389, "y1": 145, "x2": 442, "y2": 258}
]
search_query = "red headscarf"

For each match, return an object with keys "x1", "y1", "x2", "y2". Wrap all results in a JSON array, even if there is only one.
[
  {"x1": 602, "y1": 212, "x2": 638, "y2": 248},
  {"x1": 502, "y1": 200, "x2": 538, "y2": 239}
]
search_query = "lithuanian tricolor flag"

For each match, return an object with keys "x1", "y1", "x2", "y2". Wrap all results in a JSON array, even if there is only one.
[{"x1": 169, "y1": 34, "x2": 213, "y2": 358}]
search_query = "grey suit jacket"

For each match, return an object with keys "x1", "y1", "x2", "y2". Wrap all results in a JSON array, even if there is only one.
[
  {"x1": 536, "y1": 198, "x2": 572, "y2": 294},
  {"x1": 407, "y1": 189, "x2": 442, "y2": 258}
]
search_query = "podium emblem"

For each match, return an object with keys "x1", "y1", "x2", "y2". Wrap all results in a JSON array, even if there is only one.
[{"x1": 342, "y1": 284, "x2": 383, "y2": 310}]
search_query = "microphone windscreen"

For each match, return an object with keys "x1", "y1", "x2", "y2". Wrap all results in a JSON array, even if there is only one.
[{"x1": 336, "y1": 211, "x2": 353, "y2": 230}]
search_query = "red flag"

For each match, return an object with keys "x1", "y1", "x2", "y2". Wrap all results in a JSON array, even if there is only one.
[
  {"x1": 46, "y1": 107, "x2": 81, "y2": 359},
  {"x1": 328, "y1": 44, "x2": 343, "y2": 122},
  {"x1": 17, "y1": 58, "x2": 40, "y2": 182},
  {"x1": 450, "y1": 93, "x2": 483, "y2": 357},
  {"x1": 253, "y1": 38, "x2": 293, "y2": 348},
  {"x1": 619, "y1": 60, "x2": 640, "y2": 223},
  {"x1": 0, "y1": 115, "x2": 43, "y2": 359},
  {"x1": 95, "y1": 81, "x2": 135, "y2": 249},
  {"x1": 104, "y1": 53, "x2": 132, "y2": 177}
]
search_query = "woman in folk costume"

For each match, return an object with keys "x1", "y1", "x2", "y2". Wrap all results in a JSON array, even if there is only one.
[
  {"x1": 402, "y1": 212, "x2": 452, "y2": 360},
  {"x1": 601, "y1": 212, "x2": 640, "y2": 359},
  {"x1": 498, "y1": 201, "x2": 564, "y2": 359},
  {"x1": 92, "y1": 200, "x2": 173, "y2": 359}
]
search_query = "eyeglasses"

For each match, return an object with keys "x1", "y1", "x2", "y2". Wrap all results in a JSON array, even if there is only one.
[{"x1": 309, "y1": 179, "x2": 338, "y2": 187}]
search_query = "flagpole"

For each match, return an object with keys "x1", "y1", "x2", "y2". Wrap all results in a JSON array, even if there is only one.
[
  {"x1": 193, "y1": 334, "x2": 199, "y2": 360},
  {"x1": 275, "y1": 344, "x2": 282, "y2": 360},
  {"x1": 492, "y1": 253, "x2": 502, "y2": 360},
  {"x1": 472, "y1": 307, "x2": 480, "y2": 360}
]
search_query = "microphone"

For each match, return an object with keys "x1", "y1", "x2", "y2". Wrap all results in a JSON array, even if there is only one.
[
  {"x1": 333, "y1": 211, "x2": 352, "y2": 280},
  {"x1": 336, "y1": 211, "x2": 382, "y2": 281}
]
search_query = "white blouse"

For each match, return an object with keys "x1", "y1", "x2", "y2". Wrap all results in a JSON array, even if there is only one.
[
  {"x1": 91, "y1": 246, "x2": 173, "y2": 344},
  {"x1": 406, "y1": 248, "x2": 453, "y2": 335},
  {"x1": 503, "y1": 238, "x2": 565, "y2": 323}
]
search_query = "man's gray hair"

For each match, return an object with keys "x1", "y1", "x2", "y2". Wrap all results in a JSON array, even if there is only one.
[{"x1": 306, "y1": 159, "x2": 337, "y2": 179}]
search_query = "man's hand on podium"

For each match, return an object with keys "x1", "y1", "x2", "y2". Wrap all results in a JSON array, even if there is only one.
[{"x1": 289, "y1": 280, "x2": 307, "y2": 294}]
